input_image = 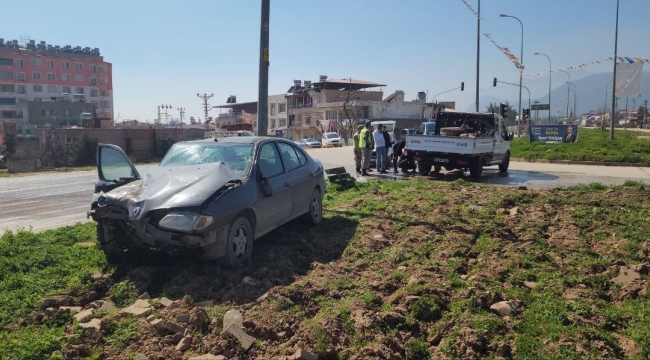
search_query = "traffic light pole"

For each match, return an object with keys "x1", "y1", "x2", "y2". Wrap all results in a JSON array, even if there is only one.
[{"x1": 494, "y1": 79, "x2": 531, "y2": 134}]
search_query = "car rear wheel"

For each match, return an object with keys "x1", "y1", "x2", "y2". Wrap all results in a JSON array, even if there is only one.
[
  {"x1": 418, "y1": 162, "x2": 432, "y2": 175},
  {"x1": 218, "y1": 217, "x2": 253, "y2": 268},
  {"x1": 469, "y1": 158, "x2": 484, "y2": 178},
  {"x1": 303, "y1": 188, "x2": 323, "y2": 225}
]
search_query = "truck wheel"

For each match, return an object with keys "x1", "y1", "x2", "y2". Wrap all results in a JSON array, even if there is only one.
[
  {"x1": 499, "y1": 153, "x2": 510, "y2": 172},
  {"x1": 434, "y1": 165, "x2": 442, "y2": 173},
  {"x1": 469, "y1": 158, "x2": 483, "y2": 178},
  {"x1": 418, "y1": 162, "x2": 432, "y2": 175}
]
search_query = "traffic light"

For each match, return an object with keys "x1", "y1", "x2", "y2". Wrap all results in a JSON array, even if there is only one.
[
  {"x1": 523, "y1": 108, "x2": 530, "y2": 119},
  {"x1": 500, "y1": 103, "x2": 508, "y2": 117},
  {"x1": 460, "y1": 82, "x2": 465, "y2": 91},
  {"x1": 493, "y1": 77, "x2": 497, "y2": 87}
]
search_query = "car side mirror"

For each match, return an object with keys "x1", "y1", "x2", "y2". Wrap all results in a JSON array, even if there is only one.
[{"x1": 260, "y1": 176, "x2": 273, "y2": 197}]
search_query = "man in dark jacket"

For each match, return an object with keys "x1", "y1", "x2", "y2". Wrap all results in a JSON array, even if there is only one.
[{"x1": 392, "y1": 139, "x2": 406, "y2": 173}]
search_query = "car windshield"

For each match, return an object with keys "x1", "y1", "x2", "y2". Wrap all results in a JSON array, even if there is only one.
[
  {"x1": 305, "y1": 138, "x2": 316, "y2": 142},
  {"x1": 325, "y1": 133, "x2": 338, "y2": 139},
  {"x1": 159, "y1": 142, "x2": 254, "y2": 176}
]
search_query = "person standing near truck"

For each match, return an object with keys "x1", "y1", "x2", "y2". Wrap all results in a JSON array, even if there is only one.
[
  {"x1": 359, "y1": 121, "x2": 374, "y2": 176},
  {"x1": 352, "y1": 124, "x2": 364, "y2": 174},
  {"x1": 382, "y1": 125, "x2": 392, "y2": 173},
  {"x1": 373, "y1": 124, "x2": 387, "y2": 173}
]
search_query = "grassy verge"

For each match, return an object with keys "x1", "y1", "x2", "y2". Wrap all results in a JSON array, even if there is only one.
[
  {"x1": 2, "y1": 180, "x2": 650, "y2": 358},
  {"x1": 511, "y1": 128, "x2": 650, "y2": 163}
]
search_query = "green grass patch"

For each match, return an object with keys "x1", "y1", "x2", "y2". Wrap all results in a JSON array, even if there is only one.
[{"x1": 511, "y1": 128, "x2": 650, "y2": 163}]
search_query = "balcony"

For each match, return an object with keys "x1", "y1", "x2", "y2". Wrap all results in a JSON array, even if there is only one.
[{"x1": 288, "y1": 103, "x2": 313, "y2": 109}]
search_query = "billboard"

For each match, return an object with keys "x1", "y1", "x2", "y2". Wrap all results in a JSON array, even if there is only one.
[{"x1": 529, "y1": 125, "x2": 578, "y2": 143}]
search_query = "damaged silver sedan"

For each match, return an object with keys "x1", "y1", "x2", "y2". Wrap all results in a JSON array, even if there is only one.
[{"x1": 89, "y1": 136, "x2": 326, "y2": 267}]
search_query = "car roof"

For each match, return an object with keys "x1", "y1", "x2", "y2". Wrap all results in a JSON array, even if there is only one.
[{"x1": 179, "y1": 136, "x2": 283, "y2": 145}]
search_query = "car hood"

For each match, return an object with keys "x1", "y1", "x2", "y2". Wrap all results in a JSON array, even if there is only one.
[{"x1": 100, "y1": 162, "x2": 242, "y2": 220}]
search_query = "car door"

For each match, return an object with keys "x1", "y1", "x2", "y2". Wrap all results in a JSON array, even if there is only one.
[
  {"x1": 255, "y1": 142, "x2": 294, "y2": 233},
  {"x1": 492, "y1": 118, "x2": 509, "y2": 162},
  {"x1": 277, "y1": 142, "x2": 313, "y2": 218},
  {"x1": 95, "y1": 144, "x2": 141, "y2": 193}
]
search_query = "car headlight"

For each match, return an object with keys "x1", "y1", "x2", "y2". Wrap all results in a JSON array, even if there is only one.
[{"x1": 158, "y1": 212, "x2": 214, "y2": 233}]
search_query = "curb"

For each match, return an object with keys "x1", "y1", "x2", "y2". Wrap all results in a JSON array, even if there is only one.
[{"x1": 511, "y1": 158, "x2": 650, "y2": 167}]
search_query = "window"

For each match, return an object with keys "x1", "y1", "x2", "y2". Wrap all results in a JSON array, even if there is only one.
[
  {"x1": 74, "y1": 62, "x2": 83, "y2": 70},
  {"x1": 62, "y1": 74, "x2": 70, "y2": 81},
  {"x1": 90, "y1": 89, "x2": 99, "y2": 97},
  {"x1": 76, "y1": 87, "x2": 84, "y2": 94},
  {"x1": 89, "y1": 65, "x2": 97, "y2": 73},
  {"x1": 75, "y1": 74, "x2": 84, "y2": 82},
  {"x1": 99, "y1": 77, "x2": 107, "y2": 85},
  {"x1": 32, "y1": 72, "x2": 41, "y2": 80},
  {"x1": 100, "y1": 100, "x2": 110, "y2": 109},
  {"x1": 279, "y1": 119, "x2": 286, "y2": 127},
  {"x1": 295, "y1": 147, "x2": 307, "y2": 165},
  {"x1": 100, "y1": 89, "x2": 107, "y2": 97},
  {"x1": 270, "y1": 103, "x2": 276, "y2": 115},
  {"x1": 0, "y1": 98, "x2": 16, "y2": 105},
  {"x1": 0, "y1": 71, "x2": 14, "y2": 80},
  {"x1": 257, "y1": 143, "x2": 283, "y2": 178},
  {"x1": 33, "y1": 84, "x2": 42, "y2": 92},
  {"x1": 16, "y1": 72, "x2": 25, "y2": 81},
  {"x1": 271, "y1": 119, "x2": 276, "y2": 128},
  {"x1": 15, "y1": 59, "x2": 24, "y2": 68},
  {"x1": 90, "y1": 77, "x2": 97, "y2": 85},
  {"x1": 325, "y1": 110, "x2": 337, "y2": 120},
  {"x1": 277, "y1": 143, "x2": 302, "y2": 172},
  {"x1": 62, "y1": 61, "x2": 69, "y2": 69},
  {"x1": 47, "y1": 85, "x2": 57, "y2": 93},
  {"x1": 278, "y1": 103, "x2": 286, "y2": 113},
  {"x1": 46, "y1": 60, "x2": 54, "y2": 68},
  {"x1": 0, "y1": 84, "x2": 15, "y2": 92},
  {"x1": 98, "y1": 65, "x2": 107, "y2": 73},
  {"x1": 62, "y1": 86, "x2": 71, "y2": 94},
  {"x1": 305, "y1": 116, "x2": 311, "y2": 125},
  {"x1": 47, "y1": 73, "x2": 56, "y2": 81},
  {"x1": 0, "y1": 58, "x2": 13, "y2": 66},
  {"x1": 17, "y1": 85, "x2": 26, "y2": 94},
  {"x1": 32, "y1": 59, "x2": 41, "y2": 67}
]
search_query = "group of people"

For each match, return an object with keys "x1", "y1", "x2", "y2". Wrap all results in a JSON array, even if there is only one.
[{"x1": 352, "y1": 121, "x2": 417, "y2": 176}]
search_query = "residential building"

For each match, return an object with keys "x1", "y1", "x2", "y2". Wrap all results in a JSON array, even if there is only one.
[
  {"x1": 275, "y1": 76, "x2": 442, "y2": 142},
  {"x1": 213, "y1": 98, "x2": 258, "y2": 134},
  {"x1": 0, "y1": 38, "x2": 114, "y2": 125},
  {"x1": 267, "y1": 94, "x2": 287, "y2": 136}
]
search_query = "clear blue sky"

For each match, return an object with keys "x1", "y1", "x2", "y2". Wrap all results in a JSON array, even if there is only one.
[{"x1": 4, "y1": 0, "x2": 649, "y2": 121}]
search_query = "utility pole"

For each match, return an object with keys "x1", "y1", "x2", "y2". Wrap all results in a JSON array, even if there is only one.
[
  {"x1": 475, "y1": 0, "x2": 481, "y2": 112},
  {"x1": 257, "y1": 0, "x2": 270, "y2": 136},
  {"x1": 197, "y1": 93, "x2": 214, "y2": 129},
  {"x1": 610, "y1": 0, "x2": 620, "y2": 140},
  {"x1": 177, "y1": 107, "x2": 185, "y2": 129},
  {"x1": 644, "y1": 99, "x2": 648, "y2": 128},
  {"x1": 156, "y1": 106, "x2": 161, "y2": 127}
]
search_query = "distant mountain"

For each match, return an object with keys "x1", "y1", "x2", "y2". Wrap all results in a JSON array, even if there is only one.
[{"x1": 465, "y1": 71, "x2": 650, "y2": 118}]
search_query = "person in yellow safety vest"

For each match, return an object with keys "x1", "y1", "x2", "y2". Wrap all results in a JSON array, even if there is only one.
[
  {"x1": 352, "y1": 124, "x2": 364, "y2": 174},
  {"x1": 359, "y1": 121, "x2": 374, "y2": 176}
]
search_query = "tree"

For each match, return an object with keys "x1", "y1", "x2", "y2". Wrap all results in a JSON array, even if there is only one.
[
  {"x1": 70, "y1": 131, "x2": 97, "y2": 166},
  {"x1": 638, "y1": 105, "x2": 649, "y2": 118},
  {"x1": 40, "y1": 128, "x2": 66, "y2": 167},
  {"x1": 1, "y1": 132, "x2": 18, "y2": 160}
]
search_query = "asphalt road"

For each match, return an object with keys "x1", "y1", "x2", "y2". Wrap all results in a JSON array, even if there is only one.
[{"x1": 1, "y1": 146, "x2": 649, "y2": 234}]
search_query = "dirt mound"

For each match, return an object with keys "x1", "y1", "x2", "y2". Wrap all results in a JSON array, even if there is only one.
[{"x1": 20, "y1": 181, "x2": 650, "y2": 358}]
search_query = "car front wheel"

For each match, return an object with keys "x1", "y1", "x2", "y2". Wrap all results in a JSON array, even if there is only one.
[
  {"x1": 303, "y1": 188, "x2": 323, "y2": 225},
  {"x1": 218, "y1": 217, "x2": 253, "y2": 268}
]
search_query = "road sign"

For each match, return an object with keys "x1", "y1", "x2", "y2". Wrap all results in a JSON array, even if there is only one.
[{"x1": 531, "y1": 104, "x2": 550, "y2": 111}]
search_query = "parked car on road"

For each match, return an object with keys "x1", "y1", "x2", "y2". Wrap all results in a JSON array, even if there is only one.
[
  {"x1": 89, "y1": 137, "x2": 326, "y2": 267},
  {"x1": 296, "y1": 138, "x2": 322, "y2": 148},
  {"x1": 321, "y1": 132, "x2": 343, "y2": 147}
]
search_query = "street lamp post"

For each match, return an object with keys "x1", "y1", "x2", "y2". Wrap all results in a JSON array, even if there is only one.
[
  {"x1": 560, "y1": 71, "x2": 571, "y2": 120},
  {"x1": 567, "y1": 83, "x2": 576, "y2": 119},
  {"x1": 610, "y1": 0, "x2": 620, "y2": 140},
  {"x1": 160, "y1": 104, "x2": 172, "y2": 126},
  {"x1": 604, "y1": 80, "x2": 612, "y2": 131},
  {"x1": 534, "y1": 52, "x2": 552, "y2": 124},
  {"x1": 177, "y1": 107, "x2": 185, "y2": 129},
  {"x1": 500, "y1": 14, "x2": 524, "y2": 136}
]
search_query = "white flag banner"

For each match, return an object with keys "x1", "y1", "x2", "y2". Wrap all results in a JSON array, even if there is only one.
[{"x1": 615, "y1": 62, "x2": 644, "y2": 97}]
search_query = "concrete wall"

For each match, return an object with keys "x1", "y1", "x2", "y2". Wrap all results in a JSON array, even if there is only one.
[{"x1": 8, "y1": 159, "x2": 40, "y2": 173}]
